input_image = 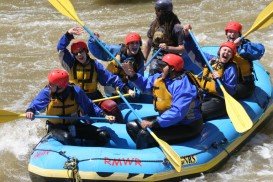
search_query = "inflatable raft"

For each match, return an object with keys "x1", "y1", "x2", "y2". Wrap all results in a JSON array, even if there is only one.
[{"x1": 28, "y1": 46, "x2": 273, "y2": 182}]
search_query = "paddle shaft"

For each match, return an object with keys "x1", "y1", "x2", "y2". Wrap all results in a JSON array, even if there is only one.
[
  {"x1": 33, "y1": 115, "x2": 107, "y2": 120},
  {"x1": 144, "y1": 48, "x2": 162, "y2": 69},
  {"x1": 83, "y1": 25, "x2": 122, "y2": 67},
  {"x1": 189, "y1": 31, "x2": 223, "y2": 86},
  {"x1": 93, "y1": 94, "x2": 130, "y2": 103}
]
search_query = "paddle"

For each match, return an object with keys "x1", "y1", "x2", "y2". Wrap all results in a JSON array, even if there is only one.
[
  {"x1": 144, "y1": 48, "x2": 162, "y2": 70},
  {"x1": 116, "y1": 90, "x2": 182, "y2": 172},
  {"x1": 189, "y1": 31, "x2": 253, "y2": 133},
  {"x1": 93, "y1": 93, "x2": 130, "y2": 103},
  {"x1": 0, "y1": 109, "x2": 107, "y2": 123},
  {"x1": 243, "y1": 1, "x2": 273, "y2": 38},
  {"x1": 48, "y1": 0, "x2": 122, "y2": 67}
]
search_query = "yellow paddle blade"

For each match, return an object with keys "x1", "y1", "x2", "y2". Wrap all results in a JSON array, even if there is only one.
[
  {"x1": 0, "y1": 110, "x2": 26, "y2": 123},
  {"x1": 244, "y1": 1, "x2": 273, "y2": 37},
  {"x1": 48, "y1": 0, "x2": 85, "y2": 26},
  {"x1": 149, "y1": 131, "x2": 182, "y2": 172},
  {"x1": 220, "y1": 86, "x2": 253, "y2": 133}
]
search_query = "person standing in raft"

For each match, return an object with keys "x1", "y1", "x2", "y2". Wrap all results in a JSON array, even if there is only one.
[
  {"x1": 88, "y1": 32, "x2": 148, "y2": 101},
  {"x1": 121, "y1": 53, "x2": 203, "y2": 149},
  {"x1": 224, "y1": 21, "x2": 265, "y2": 99},
  {"x1": 143, "y1": 0, "x2": 187, "y2": 75},
  {"x1": 57, "y1": 27, "x2": 134, "y2": 123},
  {"x1": 196, "y1": 42, "x2": 238, "y2": 120},
  {"x1": 25, "y1": 69, "x2": 115, "y2": 146}
]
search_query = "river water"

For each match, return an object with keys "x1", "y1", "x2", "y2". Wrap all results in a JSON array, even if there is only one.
[{"x1": 1, "y1": 0, "x2": 273, "y2": 181}]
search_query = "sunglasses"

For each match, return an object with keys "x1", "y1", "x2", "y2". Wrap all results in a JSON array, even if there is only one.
[{"x1": 72, "y1": 49, "x2": 85, "y2": 56}]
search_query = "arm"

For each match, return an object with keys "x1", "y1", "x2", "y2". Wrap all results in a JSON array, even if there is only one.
[
  {"x1": 26, "y1": 87, "x2": 51, "y2": 113},
  {"x1": 94, "y1": 61, "x2": 127, "y2": 91},
  {"x1": 238, "y1": 39, "x2": 265, "y2": 61},
  {"x1": 73, "y1": 85, "x2": 104, "y2": 117},
  {"x1": 57, "y1": 32, "x2": 75, "y2": 70},
  {"x1": 88, "y1": 35, "x2": 121, "y2": 61},
  {"x1": 159, "y1": 24, "x2": 185, "y2": 55}
]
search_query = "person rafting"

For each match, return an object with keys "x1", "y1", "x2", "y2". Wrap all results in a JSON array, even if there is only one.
[
  {"x1": 224, "y1": 21, "x2": 265, "y2": 99},
  {"x1": 25, "y1": 69, "x2": 115, "y2": 146},
  {"x1": 196, "y1": 42, "x2": 238, "y2": 120},
  {"x1": 57, "y1": 26, "x2": 134, "y2": 123},
  {"x1": 88, "y1": 32, "x2": 147, "y2": 101},
  {"x1": 143, "y1": 0, "x2": 187, "y2": 75},
  {"x1": 121, "y1": 53, "x2": 203, "y2": 149}
]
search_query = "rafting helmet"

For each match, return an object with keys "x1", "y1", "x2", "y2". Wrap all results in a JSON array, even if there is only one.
[
  {"x1": 225, "y1": 21, "x2": 242, "y2": 35},
  {"x1": 162, "y1": 53, "x2": 184, "y2": 72},
  {"x1": 125, "y1": 32, "x2": 142, "y2": 46},
  {"x1": 48, "y1": 69, "x2": 69, "y2": 88},
  {"x1": 71, "y1": 39, "x2": 88, "y2": 54},
  {"x1": 155, "y1": 0, "x2": 173, "y2": 12},
  {"x1": 219, "y1": 42, "x2": 237, "y2": 59}
]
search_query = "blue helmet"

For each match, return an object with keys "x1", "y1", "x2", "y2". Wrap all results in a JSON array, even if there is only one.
[{"x1": 155, "y1": 0, "x2": 173, "y2": 12}]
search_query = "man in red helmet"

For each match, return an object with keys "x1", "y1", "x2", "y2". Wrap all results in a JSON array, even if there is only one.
[
  {"x1": 88, "y1": 31, "x2": 153, "y2": 103},
  {"x1": 225, "y1": 21, "x2": 265, "y2": 99},
  {"x1": 25, "y1": 69, "x2": 115, "y2": 146},
  {"x1": 121, "y1": 53, "x2": 203, "y2": 149},
  {"x1": 196, "y1": 42, "x2": 238, "y2": 120},
  {"x1": 57, "y1": 26, "x2": 134, "y2": 123}
]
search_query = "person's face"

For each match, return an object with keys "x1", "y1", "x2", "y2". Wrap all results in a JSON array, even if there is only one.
[
  {"x1": 219, "y1": 46, "x2": 233, "y2": 63},
  {"x1": 48, "y1": 83, "x2": 64, "y2": 93},
  {"x1": 226, "y1": 30, "x2": 240, "y2": 42},
  {"x1": 127, "y1": 41, "x2": 140, "y2": 55},
  {"x1": 73, "y1": 49, "x2": 87, "y2": 64},
  {"x1": 158, "y1": 62, "x2": 170, "y2": 79}
]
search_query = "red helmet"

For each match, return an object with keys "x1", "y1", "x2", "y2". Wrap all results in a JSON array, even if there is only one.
[
  {"x1": 125, "y1": 33, "x2": 142, "y2": 45},
  {"x1": 225, "y1": 21, "x2": 242, "y2": 34},
  {"x1": 219, "y1": 41, "x2": 237, "y2": 58},
  {"x1": 48, "y1": 69, "x2": 69, "y2": 88},
  {"x1": 162, "y1": 53, "x2": 184, "y2": 72},
  {"x1": 71, "y1": 39, "x2": 88, "y2": 54}
]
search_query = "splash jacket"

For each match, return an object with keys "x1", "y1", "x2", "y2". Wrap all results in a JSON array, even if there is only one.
[
  {"x1": 26, "y1": 84, "x2": 104, "y2": 124},
  {"x1": 197, "y1": 59, "x2": 238, "y2": 96},
  {"x1": 235, "y1": 38, "x2": 265, "y2": 82},
  {"x1": 131, "y1": 73, "x2": 202, "y2": 127},
  {"x1": 57, "y1": 32, "x2": 127, "y2": 99}
]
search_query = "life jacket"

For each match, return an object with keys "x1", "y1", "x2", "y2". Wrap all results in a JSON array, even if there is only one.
[
  {"x1": 69, "y1": 58, "x2": 98, "y2": 94},
  {"x1": 107, "y1": 45, "x2": 142, "y2": 83},
  {"x1": 196, "y1": 59, "x2": 225, "y2": 95},
  {"x1": 46, "y1": 85, "x2": 79, "y2": 125},
  {"x1": 151, "y1": 24, "x2": 176, "y2": 51},
  {"x1": 152, "y1": 75, "x2": 200, "y2": 121},
  {"x1": 233, "y1": 53, "x2": 253, "y2": 82},
  {"x1": 152, "y1": 77, "x2": 172, "y2": 113}
]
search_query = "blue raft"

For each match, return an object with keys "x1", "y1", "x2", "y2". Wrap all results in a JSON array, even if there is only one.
[{"x1": 28, "y1": 46, "x2": 273, "y2": 181}]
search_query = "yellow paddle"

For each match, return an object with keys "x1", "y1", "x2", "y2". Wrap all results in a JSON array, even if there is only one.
[
  {"x1": 48, "y1": 0, "x2": 182, "y2": 172},
  {"x1": 189, "y1": 31, "x2": 253, "y2": 133},
  {"x1": 116, "y1": 90, "x2": 181, "y2": 172},
  {"x1": 243, "y1": 1, "x2": 273, "y2": 37},
  {"x1": 48, "y1": 0, "x2": 122, "y2": 67},
  {"x1": 0, "y1": 109, "x2": 108, "y2": 123}
]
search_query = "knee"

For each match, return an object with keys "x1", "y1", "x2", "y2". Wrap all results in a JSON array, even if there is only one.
[
  {"x1": 96, "y1": 130, "x2": 110, "y2": 146},
  {"x1": 126, "y1": 122, "x2": 140, "y2": 142}
]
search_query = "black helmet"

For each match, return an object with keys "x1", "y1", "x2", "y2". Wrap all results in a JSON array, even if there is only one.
[{"x1": 155, "y1": 0, "x2": 173, "y2": 12}]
